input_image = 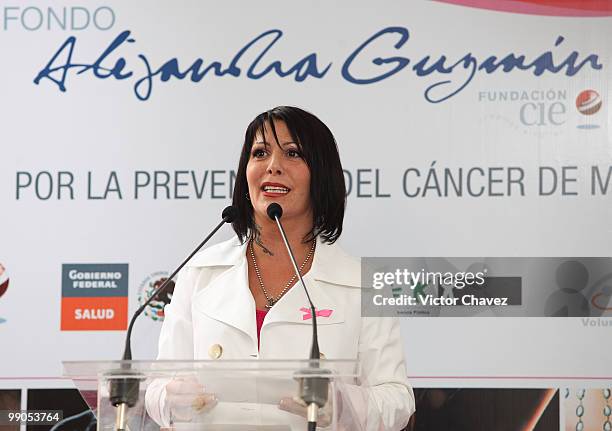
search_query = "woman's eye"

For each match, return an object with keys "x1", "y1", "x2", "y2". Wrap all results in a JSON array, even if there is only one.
[
  {"x1": 252, "y1": 149, "x2": 266, "y2": 158},
  {"x1": 287, "y1": 149, "x2": 302, "y2": 158}
]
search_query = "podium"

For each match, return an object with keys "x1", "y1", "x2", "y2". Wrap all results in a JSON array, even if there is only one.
[{"x1": 63, "y1": 359, "x2": 382, "y2": 430}]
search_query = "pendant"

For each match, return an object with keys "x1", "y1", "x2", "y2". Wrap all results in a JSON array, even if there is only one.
[{"x1": 265, "y1": 300, "x2": 275, "y2": 309}]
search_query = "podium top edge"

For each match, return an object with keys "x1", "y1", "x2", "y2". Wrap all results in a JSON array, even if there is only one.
[{"x1": 61, "y1": 359, "x2": 361, "y2": 379}]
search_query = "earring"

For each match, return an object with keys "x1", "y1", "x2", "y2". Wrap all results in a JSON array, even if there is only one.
[{"x1": 245, "y1": 192, "x2": 250, "y2": 201}]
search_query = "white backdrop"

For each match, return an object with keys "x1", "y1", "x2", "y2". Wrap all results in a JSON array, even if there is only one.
[{"x1": 0, "y1": 0, "x2": 611, "y2": 390}]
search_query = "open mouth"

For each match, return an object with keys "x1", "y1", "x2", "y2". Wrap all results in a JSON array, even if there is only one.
[{"x1": 261, "y1": 183, "x2": 291, "y2": 195}]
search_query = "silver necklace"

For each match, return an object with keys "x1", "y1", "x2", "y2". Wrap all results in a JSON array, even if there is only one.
[{"x1": 249, "y1": 239, "x2": 316, "y2": 309}]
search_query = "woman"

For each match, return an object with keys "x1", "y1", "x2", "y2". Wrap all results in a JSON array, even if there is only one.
[{"x1": 146, "y1": 106, "x2": 415, "y2": 429}]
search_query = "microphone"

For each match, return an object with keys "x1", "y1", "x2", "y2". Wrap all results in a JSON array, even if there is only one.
[
  {"x1": 266, "y1": 203, "x2": 329, "y2": 431},
  {"x1": 109, "y1": 205, "x2": 237, "y2": 431},
  {"x1": 266, "y1": 202, "x2": 282, "y2": 220}
]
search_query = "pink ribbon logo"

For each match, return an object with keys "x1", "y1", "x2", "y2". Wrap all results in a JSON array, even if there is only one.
[{"x1": 300, "y1": 307, "x2": 333, "y2": 320}]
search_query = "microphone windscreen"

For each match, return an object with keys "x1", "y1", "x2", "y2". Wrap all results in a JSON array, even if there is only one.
[
  {"x1": 222, "y1": 205, "x2": 238, "y2": 223},
  {"x1": 266, "y1": 203, "x2": 283, "y2": 220}
]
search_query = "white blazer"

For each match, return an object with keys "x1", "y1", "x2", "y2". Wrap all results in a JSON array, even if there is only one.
[{"x1": 146, "y1": 236, "x2": 415, "y2": 430}]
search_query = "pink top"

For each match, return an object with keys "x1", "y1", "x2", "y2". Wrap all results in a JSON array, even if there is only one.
[{"x1": 256, "y1": 309, "x2": 268, "y2": 350}]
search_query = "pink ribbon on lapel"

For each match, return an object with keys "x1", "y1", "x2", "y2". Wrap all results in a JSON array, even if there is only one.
[{"x1": 300, "y1": 307, "x2": 333, "y2": 320}]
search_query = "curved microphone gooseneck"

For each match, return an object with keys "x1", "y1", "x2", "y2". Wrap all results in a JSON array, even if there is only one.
[
  {"x1": 266, "y1": 203, "x2": 328, "y2": 431},
  {"x1": 109, "y1": 205, "x2": 237, "y2": 431}
]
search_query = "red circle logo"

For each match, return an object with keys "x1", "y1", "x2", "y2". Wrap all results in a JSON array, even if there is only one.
[
  {"x1": 0, "y1": 263, "x2": 9, "y2": 298},
  {"x1": 576, "y1": 90, "x2": 602, "y2": 115}
]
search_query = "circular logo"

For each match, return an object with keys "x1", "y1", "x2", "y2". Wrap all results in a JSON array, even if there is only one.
[
  {"x1": 138, "y1": 271, "x2": 173, "y2": 322},
  {"x1": 576, "y1": 90, "x2": 602, "y2": 115},
  {"x1": 0, "y1": 263, "x2": 9, "y2": 298},
  {"x1": 0, "y1": 263, "x2": 9, "y2": 324}
]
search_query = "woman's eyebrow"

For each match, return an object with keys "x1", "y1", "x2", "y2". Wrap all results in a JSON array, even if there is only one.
[{"x1": 254, "y1": 140, "x2": 298, "y2": 146}]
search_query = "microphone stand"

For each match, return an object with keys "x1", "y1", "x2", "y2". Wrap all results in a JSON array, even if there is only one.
[
  {"x1": 108, "y1": 206, "x2": 236, "y2": 431},
  {"x1": 267, "y1": 203, "x2": 329, "y2": 431}
]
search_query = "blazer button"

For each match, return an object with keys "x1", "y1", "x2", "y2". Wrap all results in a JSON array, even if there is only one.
[{"x1": 209, "y1": 344, "x2": 223, "y2": 359}]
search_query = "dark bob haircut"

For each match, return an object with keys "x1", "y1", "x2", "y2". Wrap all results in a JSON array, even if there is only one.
[{"x1": 232, "y1": 106, "x2": 346, "y2": 244}]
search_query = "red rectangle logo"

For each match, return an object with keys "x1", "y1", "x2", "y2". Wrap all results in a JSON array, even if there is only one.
[{"x1": 61, "y1": 297, "x2": 128, "y2": 331}]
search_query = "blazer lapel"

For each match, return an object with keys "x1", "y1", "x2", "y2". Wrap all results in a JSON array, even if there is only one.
[
  {"x1": 309, "y1": 237, "x2": 361, "y2": 288},
  {"x1": 191, "y1": 253, "x2": 257, "y2": 344}
]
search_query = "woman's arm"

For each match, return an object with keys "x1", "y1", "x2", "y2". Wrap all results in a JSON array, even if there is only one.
[
  {"x1": 341, "y1": 315, "x2": 415, "y2": 430},
  {"x1": 144, "y1": 266, "x2": 199, "y2": 426}
]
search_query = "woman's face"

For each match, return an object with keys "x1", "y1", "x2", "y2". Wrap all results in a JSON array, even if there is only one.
[{"x1": 246, "y1": 120, "x2": 312, "y2": 226}]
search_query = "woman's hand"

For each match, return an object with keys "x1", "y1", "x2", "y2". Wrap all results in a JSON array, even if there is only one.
[{"x1": 165, "y1": 377, "x2": 217, "y2": 423}]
